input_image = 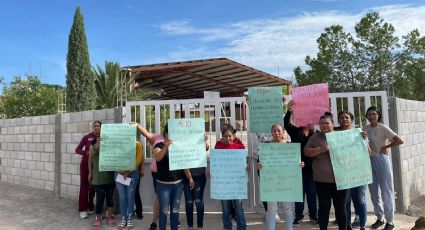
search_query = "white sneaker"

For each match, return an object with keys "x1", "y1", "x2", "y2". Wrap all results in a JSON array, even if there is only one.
[
  {"x1": 87, "y1": 210, "x2": 94, "y2": 215},
  {"x1": 275, "y1": 214, "x2": 281, "y2": 224},
  {"x1": 80, "y1": 211, "x2": 88, "y2": 219}
]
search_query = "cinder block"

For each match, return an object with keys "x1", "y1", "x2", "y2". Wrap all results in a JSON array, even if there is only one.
[
  {"x1": 21, "y1": 126, "x2": 28, "y2": 134},
  {"x1": 13, "y1": 126, "x2": 20, "y2": 134},
  {"x1": 32, "y1": 170, "x2": 41, "y2": 179},
  {"x1": 36, "y1": 179, "x2": 45, "y2": 189},
  {"x1": 45, "y1": 162, "x2": 54, "y2": 172},
  {"x1": 66, "y1": 164, "x2": 78, "y2": 174},
  {"x1": 77, "y1": 122, "x2": 89, "y2": 133},
  {"x1": 36, "y1": 143, "x2": 45, "y2": 152},
  {"x1": 32, "y1": 116, "x2": 41, "y2": 125},
  {"x1": 13, "y1": 160, "x2": 20, "y2": 168},
  {"x1": 25, "y1": 169, "x2": 31, "y2": 177},
  {"x1": 13, "y1": 143, "x2": 21, "y2": 151},
  {"x1": 36, "y1": 162, "x2": 44, "y2": 171},
  {"x1": 44, "y1": 125, "x2": 54, "y2": 134},
  {"x1": 71, "y1": 154, "x2": 81, "y2": 164},
  {"x1": 11, "y1": 167, "x2": 18, "y2": 176},
  {"x1": 21, "y1": 143, "x2": 29, "y2": 152},
  {"x1": 67, "y1": 123, "x2": 77, "y2": 133},
  {"x1": 71, "y1": 174, "x2": 80, "y2": 186},
  {"x1": 49, "y1": 172, "x2": 55, "y2": 181},
  {"x1": 71, "y1": 133, "x2": 84, "y2": 143},
  {"x1": 81, "y1": 111, "x2": 94, "y2": 121},
  {"x1": 18, "y1": 152, "x2": 25, "y2": 160},
  {"x1": 44, "y1": 143, "x2": 54, "y2": 153},
  {"x1": 107, "y1": 109, "x2": 115, "y2": 120},
  {"x1": 36, "y1": 125, "x2": 45, "y2": 134},
  {"x1": 33, "y1": 134, "x2": 40, "y2": 143},
  {"x1": 61, "y1": 113, "x2": 70, "y2": 123},
  {"x1": 20, "y1": 160, "x2": 28, "y2": 169},
  {"x1": 94, "y1": 110, "x2": 107, "y2": 121},
  {"x1": 40, "y1": 153, "x2": 49, "y2": 162},
  {"x1": 40, "y1": 134, "x2": 50, "y2": 142},
  {"x1": 50, "y1": 134, "x2": 55, "y2": 142},
  {"x1": 61, "y1": 163, "x2": 67, "y2": 173},
  {"x1": 61, "y1": 133, "x2": 71, "y2": 143},
  {"x1": 28, "y1": 161, "x2": 36, "y2": 170},
  {"x1": 60, "y1": 184, "x2": 67, "y2": 196},
  {"x1": 49, "y1": 115, "x2": 56, "y2": 124},
  {"x1": 28, "y1": 125, "x2": 37, "y2": 134},
  {"x1": 67, "y1": 184, "x2": 79, "y2": 196},
  {"x1": 61, "y1": 173, "x2": 71, "y2": 184},
  {"x1": 67, "y1": 144, "x2": 76, "y2": 154},
  {"x1": 62, "y1": 153, "x2": 72, "y2": 164},
  {"x1": 40, "y1": 171, "x2": 49, "y2": 180},
  {"x1": 45, "y1": 181, "x2": 54, "y2": 191},
  {"x1": 70, "y1": 112, "x2": 82, "y2": 122},
  {"x1": 40, "y1": 116, "x2": 49, "y2": 124},
  {"x1": 13, "y1": 176, "x2": 21, "y2": 185}
]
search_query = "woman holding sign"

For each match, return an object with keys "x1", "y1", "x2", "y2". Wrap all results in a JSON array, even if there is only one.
[
  {"x1": 213, "y1": 125, "x2": 249, "y2": 230},
  {"x1": 284, "y1": 100, "x2": 318, "y2": 224},
  {"x1": 304, "y1": 113, "x2": 349, "y2": 230},
  {"x1": 153, "y1": 124, "x2": 194, "y2": 230},
  {"x1": 115, "y1": 140, "x2": 143, "y2": 230},
  {"x1": 88, "y1": 130, "x2": 116, "y2": 229},
  {"x1": 363, "y1": 106, "x2": 404, "y2": 230},
  {"x1": 257, "y1": 124, "x2": 305, "y2": 230},
  {"x1": 337, "y1": 111, "x2": 368, "y2": 230}
]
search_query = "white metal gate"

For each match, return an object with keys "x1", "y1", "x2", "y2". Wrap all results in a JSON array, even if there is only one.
[{"x1": 125, "y1": 90, "x2": 388, "y2": 211}]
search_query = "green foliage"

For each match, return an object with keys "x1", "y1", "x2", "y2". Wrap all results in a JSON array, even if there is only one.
[
  {"x1": 295, "y1": 12, "x2": 425, "y2": 100},
  {"x1": 0, "y1": 75, "x2": 62, "y2": 118},
  {"x1": 94, "y1": 61, "x2": 163, "y2": 109},
  {"x1": 66, "y1": 6, "x2": 96, "y2": 112}
]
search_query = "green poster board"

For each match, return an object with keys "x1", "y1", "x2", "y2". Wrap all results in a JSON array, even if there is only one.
[
  {"x1": 248, "y1": 87, "x2": 283, "y2": 133},
  {"x1": 326, "y1": 128, "x2": 372, "y2": 190},
  {"x1": 259, "y1": 143, "x2": 303, "y2": 202},
  {"x1": 99, "y1": 124, "x2": 136, "y2": 171},
  {"x1": 168, "y1": 118, "x2": 207, "y2": 170}
]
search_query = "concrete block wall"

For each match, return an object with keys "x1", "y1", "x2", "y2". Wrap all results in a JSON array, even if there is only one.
[
  {"x1": 390, "y1": 97, "x2": 425, "y2": 212},
  {"x1": 0, "y1": 115, "x2": 56, "y2": 191},
  {"x1": 0, "y1": 108, "x2": 121, "y2": 199}
]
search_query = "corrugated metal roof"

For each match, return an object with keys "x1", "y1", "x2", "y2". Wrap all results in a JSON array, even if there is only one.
[{"x1": 125, "y1": 58, "x2": 291, "y2": 99}]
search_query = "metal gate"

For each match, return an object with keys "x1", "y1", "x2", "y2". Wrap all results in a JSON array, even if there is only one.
[{"x1": 125, "y1": 90, "x2": 388, "y2": 211}]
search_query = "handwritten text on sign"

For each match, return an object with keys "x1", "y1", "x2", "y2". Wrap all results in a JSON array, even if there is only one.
[
  {"x1": 168, "y1": 118, "x2": 206, "y2": 170},
  {"x1": 326, "y1": 128, "x2": 372, "y2": 190},
  {"x1": 259, "y1": 143, "x2": 303, "y2": 202},
  {"x1": 99, "y1": 124, "x2": 136, "y2": 171},
  {"x1": 210, "y1": 149, "x2": 248, "y2": 200},
  {"x1": 292, "y1": 83, "x2": 329, "y2": 126},
  {"x1": 248, "y1": 87, "x2": 283, "y2": 133}
]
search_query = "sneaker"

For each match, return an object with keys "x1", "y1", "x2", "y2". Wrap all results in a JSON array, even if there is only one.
[
  {"x1": 352, "y1": 216, "x2": 360, "y2": 228},
  {"x1": 309, "y1": 216, "x2": 318, "y2": 224},
  {"x1": 275, "y1": 213, "x2": 281, "y2": 223},
  {"x1": 149, "y1": 223, "x2": 158, "y2": 230},
  {"x1": 127, "y1": 218, "x2": 134, "y2": 229},
  {"x1": 293, "y1": 216, "x2": 303, "y2": 224},
  {"x1": 106, "y1": 218, "x2": 115, "y2": 227},
  {"x1": 92, "y1": 219, "x2": 101, "y2": 230},
  {"x1": 80, "y1": 211, "x2": 88, "y2": 219},
  {"x1": 371, "y1": 219, "x2": 385, "y2": 229},
  {"x1": 87, "y1": 210, "x2": 94, "y2": 215},
  {"x1": 135, "y1": 210, "x2": 143, "y2": 220},
  {"x1": 332, "y1": 219, "x2": 338, "y2": 225},
  {"x1": 117, "y1": 218, "x2": 127, "y2": 229},
  {"x1": 383, "y1": 223, "x2": 394, "y2": 230}
]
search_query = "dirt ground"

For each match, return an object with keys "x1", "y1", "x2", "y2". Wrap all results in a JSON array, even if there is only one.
[{"x1": 0, "y1": 182, "x2": 422, "y2": 230}]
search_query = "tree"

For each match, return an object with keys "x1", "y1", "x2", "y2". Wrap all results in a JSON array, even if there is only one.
[
  {"x1": 66, "y1": 6, "x2": 96, "y2": 112},
  {"x1": 294, "y1": 12, "x2": 425, "y2": 100},
  {"x1": 93, "y1": 61, "x2": 163, "y2": 109},
  {"x1": 0, "y1": 75, "x2": 63, "y2": 118}
]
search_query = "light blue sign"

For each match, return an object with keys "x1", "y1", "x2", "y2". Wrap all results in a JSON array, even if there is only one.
[{"x1": 210, "y1": 149, "x2": 248, "y2": 200}]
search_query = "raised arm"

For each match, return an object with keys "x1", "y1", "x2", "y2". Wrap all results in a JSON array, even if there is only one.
[
  {"x1": 134, "y1": 123, "x2": 155, "y2": 145},
  {"x1": 153, "y1": 139, "x2": 173, "y2": 162},
  {"x1": 284, "y1": 101, "x2": 299, "y2": 136}
]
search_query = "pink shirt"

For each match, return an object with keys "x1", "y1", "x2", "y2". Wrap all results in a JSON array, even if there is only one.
[{"x1": 150, "y1": 134, "x2": 165, "y2": 172}]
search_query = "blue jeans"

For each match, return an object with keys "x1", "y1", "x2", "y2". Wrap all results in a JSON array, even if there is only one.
[
  {"x1": 295, "y1": 170, "x2": 317, "y2": 219},
  {"x1": 115, "y1": 171, "x2": 139, "y2": 220},
  {"x1": 221, "y1": 199, "x2": 246, "y2": 230},
  {"x1": 346, "y1": 185, "x2": 367, "y2": 228},
  {"x1": 156, "y1": 180, "x2": 184, "y2": 230},
  {"x1": 183, "y1": 174, "x2": 207, "y2": 228}
]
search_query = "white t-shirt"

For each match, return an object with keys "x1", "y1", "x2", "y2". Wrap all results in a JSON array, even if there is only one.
[{"x1": 363, "y1": 123, "x2": 397, "y2": 156}]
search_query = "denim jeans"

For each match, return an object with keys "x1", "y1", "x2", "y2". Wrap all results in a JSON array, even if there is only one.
[
  {"x1": 266, "y1": 202, "x2": 293, "y2": 230},
  {"x1": 156, "y1": 180, "x2": 184, "y2": 230},
  {"x1": 221, "y1": 199, "x2": 246, "y2": 230},
  {"x1": 346, "y1": 185, "x2": 367, "y2": 228},
  {"x1": 115, "y1": 171, "x2": 139, "y2": 220},
  {"x1": 183, "y1": 174, "x2": 207, "y2": 228},
  {"x1": 295, "y1": 170, "x2": 317, "y2": 219}
]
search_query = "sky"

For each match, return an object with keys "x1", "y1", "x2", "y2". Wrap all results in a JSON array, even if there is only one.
[{"x1": 1, "y1": 0, "x2": 425, "y2": 88}]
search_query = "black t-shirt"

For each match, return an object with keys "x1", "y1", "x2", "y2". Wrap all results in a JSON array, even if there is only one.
[{"x1": 154, "y1": 142, "x2": 184, "y2": 182}]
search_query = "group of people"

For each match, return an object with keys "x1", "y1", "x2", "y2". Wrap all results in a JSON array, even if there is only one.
[{"x1": 75, "y1": 100, "x2": 405, "y2": 230}]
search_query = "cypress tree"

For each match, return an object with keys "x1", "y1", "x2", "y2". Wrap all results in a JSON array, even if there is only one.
[{"x1": 66, "y1": 6, "x2": 96, "y2": 112}]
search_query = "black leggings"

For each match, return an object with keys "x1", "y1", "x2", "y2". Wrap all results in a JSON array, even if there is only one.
[
  {"x1": 315, "y1": 182, "x2": 348, "y2": 230},
  {"x1": 94, "y1": 183, "x2": 115, "y2": 215}
]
